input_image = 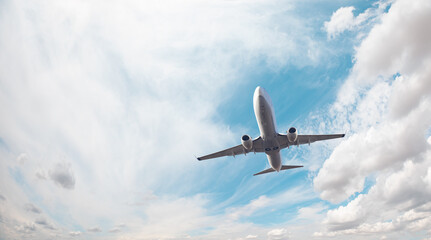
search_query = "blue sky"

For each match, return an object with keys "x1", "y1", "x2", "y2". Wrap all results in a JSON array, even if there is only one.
[{"x1": 1, "y1": 0, "x2": 431, "y2": 239}]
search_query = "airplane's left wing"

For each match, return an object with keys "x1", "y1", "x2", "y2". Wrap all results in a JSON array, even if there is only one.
[
  {"x1": 197, "y1": 137, "x2": 265, "y2": 161},
  {"x1": 277, "y1": 133, "x2": 345, "y2": 149}
]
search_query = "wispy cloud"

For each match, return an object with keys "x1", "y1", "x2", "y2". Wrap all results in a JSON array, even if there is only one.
[{"x1": 0, "y1": 0, "x2": 323, "y2": 238}]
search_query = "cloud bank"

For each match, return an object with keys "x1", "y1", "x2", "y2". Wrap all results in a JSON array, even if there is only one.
[{"x1": 315, "y1": 0, "x2": 431, "y2": 237}]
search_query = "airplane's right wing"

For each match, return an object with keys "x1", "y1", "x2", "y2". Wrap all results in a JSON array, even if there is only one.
[
  {"x1": 197, "y1": 137, "x2": 265, "y2": 161},
  {"x1": 277, "y1": 133, "x2": 345, "y2": 149}
]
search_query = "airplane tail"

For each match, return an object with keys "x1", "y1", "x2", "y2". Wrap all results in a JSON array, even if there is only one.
[{"x1": 253, "y1": 165, "x2": 303, "y2": 176}]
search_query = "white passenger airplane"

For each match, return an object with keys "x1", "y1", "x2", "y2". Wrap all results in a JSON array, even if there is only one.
[{"x1": 197, "y1": 86, "x2": 345, "y2": 176}]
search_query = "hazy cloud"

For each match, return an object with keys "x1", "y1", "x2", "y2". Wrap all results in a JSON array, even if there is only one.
[
  {"x1": 15, "y1": 223, "x2": 36, "y2": 233},
  {"x1": 69, "y1": 231, "x2": 82, "y2": 236},
  {"x1": 35, "y1": 169, "x2": 48, "y2": 180},
  {"x1": 48, "y1": 162, "x2": 75, "y2": 190},
  {"x1": 16, "y1": 153, "x2": 28, "y2": 164},
  {"x1": 246, "y1": 234, "x2": 258, "y2": 239},
  {"x1": 108, "y1": 223, "x2": 126, "y2": 233},
  {"x1": 24, "y1": 203, "x2": 41, "y2": 214},
  {"x1": 87, "y1": 227, "x2": 102, "y2": 233},
  {"x1": 34, "y1": 217, "x2": 56, "y2": 230},
  {"x1": 109, "y1": 227, "x2": 121, "y2": 233}
]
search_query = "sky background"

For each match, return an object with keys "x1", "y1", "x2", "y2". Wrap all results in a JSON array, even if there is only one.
[{"x1": 1, "y1": 0, "x2": 431, "y2": 239}]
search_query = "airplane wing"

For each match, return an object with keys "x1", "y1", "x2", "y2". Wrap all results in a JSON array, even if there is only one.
[
  {"x1": 277, "y1": 133, "x2": 345, "y2": 149},
  {"x1": 197, "y1": 137, "x2": 265, "y2": 161}
]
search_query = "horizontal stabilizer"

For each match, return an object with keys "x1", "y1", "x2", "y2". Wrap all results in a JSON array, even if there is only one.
[{"x1": 253, "y1": 165, "x2": 303, "y2": 176}]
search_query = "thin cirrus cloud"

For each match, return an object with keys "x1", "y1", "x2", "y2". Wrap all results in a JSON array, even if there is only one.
[{"x1": 0, "y1": 0, "x2": 322, "y2": 239}]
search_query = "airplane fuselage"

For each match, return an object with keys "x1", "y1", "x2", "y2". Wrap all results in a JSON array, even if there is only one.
[
  {"x1": 197, "y1": 86, "x2": 345, "y2": 176},
  {"x1": 253, "y1": 86, "x2": 282, "y2": 171}
]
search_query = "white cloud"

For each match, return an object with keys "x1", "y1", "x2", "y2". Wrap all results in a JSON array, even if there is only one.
[
  {"x1": 324, "y1": 6, "x2": 357, "y2": 38},
  {"x1": 267, "y1": 228, "x2": 289, "y2": 240},
  {"x1": 315, "y1": 102, "x2": 431, "y2": 203},
  {"x1": 0, "y1": 0, "x2": 326, "y2": 238},
  {"x1": 296, "y1": 203, "x2": 327, "y2": 221},
  {"x1": 2, "y1": 0, "x2": 429, "y2": 239},
  {"x1": 324, "y1": 2, "x2": 389, "y2": 39},
  {"x1": 228, "y1": 186, "x2": 315, "y2": 221},
  {"x1": 314, "y1": 0, "x2": 431, "y2": 237}
]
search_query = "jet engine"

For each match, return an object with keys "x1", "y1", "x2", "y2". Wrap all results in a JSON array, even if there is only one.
[
  {"x1": 287, "y1": 127, "x2": 298, "y2": 142},
  {"x1": 241, "y1": 135, "x2": 253, "y2": 150}
]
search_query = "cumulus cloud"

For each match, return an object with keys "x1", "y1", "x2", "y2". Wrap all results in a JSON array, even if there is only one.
[
  {"x1": 316, "y1": 0, "x2": 431, "y2": 203},
  {"x1": 315, "y1": 102, "x2": 431, "y2": 203},
  {"x1": 315, "y1": 0, "x2": 431, "y2": 236},
  {"x1": 267, "y1": 228, "x2": 289, "y2": 240},
  {"x1": 324, "y1": 2, "x2": 389, "y2": 39},
  {"x1": 48, "y1": 162, "x2": 75, "y2": 190},
  {"x1": 324, "y1": 6, "x2": 357, "y2": 38}
]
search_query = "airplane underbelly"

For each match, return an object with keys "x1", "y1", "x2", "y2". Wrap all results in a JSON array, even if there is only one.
[
  {"x1": 267, "y1": 153, "x2": 281, "y2": 171},
  {"x1": 256, "y1": 96, "x2": 276, "y2": 139}
]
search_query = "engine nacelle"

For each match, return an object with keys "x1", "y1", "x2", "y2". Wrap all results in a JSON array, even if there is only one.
[
  {"x1": 287, "y1": 127, "x2": 298, "y2": 142},
  {"x1": 241, "y1": 135, "x2": 253, "y2": 150}
]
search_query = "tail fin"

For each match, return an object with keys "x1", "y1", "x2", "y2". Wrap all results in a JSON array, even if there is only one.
[{"x1": 253, "y1": 165, "x2": 303, "y2": 176}]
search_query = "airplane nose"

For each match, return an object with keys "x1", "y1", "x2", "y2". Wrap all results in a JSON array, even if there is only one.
[{"x1": 254, "y1": 86, "x2": 265, "y2": 97}]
